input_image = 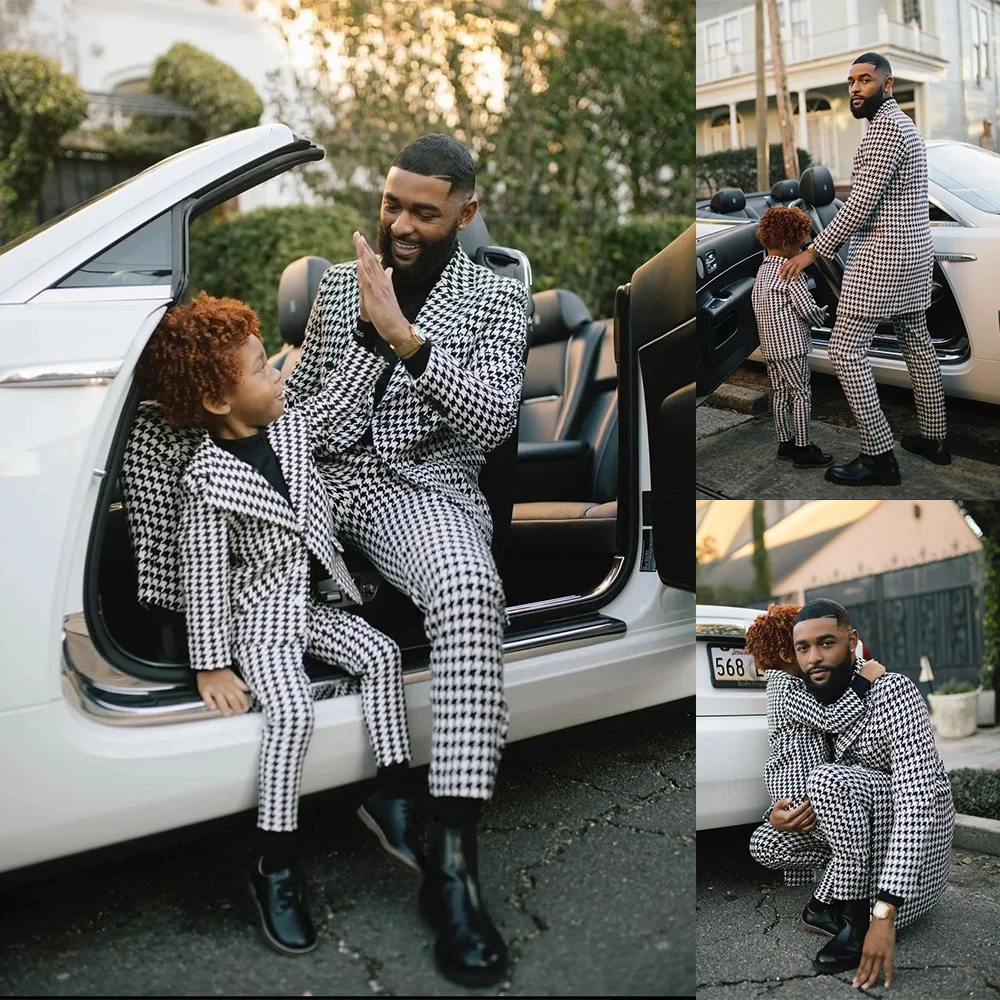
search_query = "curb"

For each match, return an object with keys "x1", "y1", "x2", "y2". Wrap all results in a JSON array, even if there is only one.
[
  {"x1": 953, "y1": 812, "x2": 1000, "y2": 856},
  {"x1": 704, "y1": 382, "x2": 769, "y2": 416}
]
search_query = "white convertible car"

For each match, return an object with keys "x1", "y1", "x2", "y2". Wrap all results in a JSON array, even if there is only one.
[
  {"x1": 695, "y1": 140, "x2": 1000, "y2": 405},
  {"x1": 0, "y1": 124, "x2": 694, "y2": 876}
]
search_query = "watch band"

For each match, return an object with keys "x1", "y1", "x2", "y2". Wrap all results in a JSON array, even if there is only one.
[{"x1": 392, "y1": 324, "x2": 425, "y2": 360}]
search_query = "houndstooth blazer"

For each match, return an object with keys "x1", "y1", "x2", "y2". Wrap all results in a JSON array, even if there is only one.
[
  {"x1": 283, "y1": 245, "x2": 529, "y2": 538},
  {"x1": 752, "y1": 256, "x2": 827, "y2": 362},
  {"x1": 833, "y1": 672, "x2": 955, "y2": 902},
  {"x1": 812, "y1": 98, "x2": 933, "y2": 318},
  {"x1": 762, "y1": 660, "x2": 866, "y2": 818},
  {"x1": 122, "y1": 363, "x2": 384, "y2": 614}
]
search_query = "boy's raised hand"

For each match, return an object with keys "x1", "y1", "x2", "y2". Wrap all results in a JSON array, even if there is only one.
[{"x1": 196, "y1": 667, "x2": 250, "y2": 715}]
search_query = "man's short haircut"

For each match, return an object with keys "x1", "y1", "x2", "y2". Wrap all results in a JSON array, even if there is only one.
[
  {"x1": 391, "y1": 134, "x2": 476, "y2": 198},
  {"x1": 853, "y1": 51, "x2": 892, "y2": 77},
  {"x1": 795, "y1": 598, "x2": 852, "y2": 630}
]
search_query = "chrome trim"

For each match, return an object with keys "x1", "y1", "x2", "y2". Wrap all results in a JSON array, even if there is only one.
[
  {"x1": 934, "y1": 253, "x2": 977, "y2": 262},
  {"x1": 508, "y1": 555, "x2": 625, "y2": 618},
  {"x1": 0, "y1": 359, "x2": 121, "y2": 388},
  {"x1": 928, "y1": 194, "x2": 972, "y2": 228}
]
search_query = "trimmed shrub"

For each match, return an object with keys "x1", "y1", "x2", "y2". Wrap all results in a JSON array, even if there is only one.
[
  {"x1": 696, "y1": 145, "x2": 813, "y2": 198},
  {"x1": 0, "y1": 50, "x2": 89, "y2": 242},
  {"x1": 949, "y1": 768, "x2": 1000, "y2": 821},
  {"x1": 188, "y1": 204, "x2": 366, "y2": 353},
  {"x1": 936, "y1": 680, "x2": 978, "y2": 695}
]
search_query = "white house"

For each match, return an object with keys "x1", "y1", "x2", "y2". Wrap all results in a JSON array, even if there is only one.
[{"x1": 696, "y1": 0, "x2": 1000, "y2": 186}]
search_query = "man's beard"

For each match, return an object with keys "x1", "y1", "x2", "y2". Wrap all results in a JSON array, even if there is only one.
[
  {"x1": 802, "y1": 646, "x2": 856, "y2": 704},
  {"x1": 851, "y1": 90, "x2": 889, "y2": 120},
  {"x1": 377, "y1": 221, "x2": 459, "y2": 292}
]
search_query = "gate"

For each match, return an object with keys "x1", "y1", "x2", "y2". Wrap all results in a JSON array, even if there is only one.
[{"x1": 805, "y1": 551, "x2": 984, "y2": 689}]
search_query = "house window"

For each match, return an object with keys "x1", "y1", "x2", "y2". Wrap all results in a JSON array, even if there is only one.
[
  {"x1": 790, "y1": 0, "x2": 808, "y2": 37},
  {"x1": 706, "y1": 21, "x2": 723, "y2": 67},
  {"x1": 724, "y1": 16, "x2": 741, "y2": 64},
  {"x1": 902, "y1": 0, "x2": 921, "y2": 25},
  {"x1": 707, "y1": 111, "x2": 745, "y2": 153},
  {"x1": 971, "y1": 3, "x2": 990, "y2": 85}
]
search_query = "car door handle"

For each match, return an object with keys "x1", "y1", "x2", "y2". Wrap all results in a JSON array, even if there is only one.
[
  {"x1": 0, "y1": 360, "x2": 121, "y2": 387},
  {"x1": 934, "y1": 253, "x2": 977, "y2": 262}
]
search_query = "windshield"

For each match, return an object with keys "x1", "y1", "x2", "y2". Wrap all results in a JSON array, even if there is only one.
[{"x1": 927, "y1": 143, "x2": 1000, "y2": 215}]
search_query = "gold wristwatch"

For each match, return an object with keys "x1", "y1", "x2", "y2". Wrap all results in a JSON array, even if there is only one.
[
  {"x1": 392, "y1": 323, "x2": 425, "y2": 360},
  {"x1": 872, "y1": 900, "x2": 896, "y2": 921},
  {"x1": 806, "y1": 243, "x2": 820, "y2": 257}
]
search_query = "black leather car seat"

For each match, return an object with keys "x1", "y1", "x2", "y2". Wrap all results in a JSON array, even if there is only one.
[
  {"x1": 765, "y1": 178, "x2": 807, "y2": 210},
  {"x1": 799, "y1": 165, "x2": 848, "y2": 265},
  {"x1": 708, "y1": 187, "x2": 759, "y2": 220}
]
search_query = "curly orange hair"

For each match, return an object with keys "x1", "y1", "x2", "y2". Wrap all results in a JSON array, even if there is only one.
[
  {"x1": 136, "y1": 292, "x2": 261, "y2": 428},
  {"x1": 756, "y1": 205, "x2": 813, "y2": 250},
  {"x1": 744, "y1": 603, "x2": 803, "y2": 674}
]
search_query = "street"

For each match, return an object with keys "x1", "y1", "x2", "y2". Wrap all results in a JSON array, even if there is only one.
[
  {"x1": 697, "y1": 364, "x2": 1000, "y2": 499},
  {"x1": 0, "y1": 701, "x2": 694, "y2": 997},
  {"x1": 697, "y1": 824, "x2": 1000, "y2": 999}
]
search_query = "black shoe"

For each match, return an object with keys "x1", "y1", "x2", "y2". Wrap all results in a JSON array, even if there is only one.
[
  {"x1": 793, "y1": 444, "x2": 834, "y2": 469},
  {"x1": 250, "y1": 860, "x2": 318, "y2": 956},
  {"x1": 802, "y1": 896, "x2": 842, "y2": 937},
  {"x1": 357, "y1": 791, "x2": 424, "y2": 872},
  {"x1": 777, "y1": 440, "x2": 796, "y2": 460},
  {"x1": 901, "y1": 434, "x2": 952, "y2": 465},
  {"x1": 812, "y1": 898, "x2": 870, "y2": 974},
  {"x1": 419, "y1": 821, "x2": 508, "y2": 988},
  {"x1": 825, "y1": 452, "x2": 901, "y2": 487}
]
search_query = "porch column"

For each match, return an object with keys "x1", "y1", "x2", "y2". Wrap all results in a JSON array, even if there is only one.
[
  {"x1": 847, "y1": 0, "x2": 859, "y2": 49},
  {"x1": 797, "y1": 89, "x2": 808, "y2": 153},
  {"x1": 729, "y1": 102, "x2": 740, "y2": 149}
]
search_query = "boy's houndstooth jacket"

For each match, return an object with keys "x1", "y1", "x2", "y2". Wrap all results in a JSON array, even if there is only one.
[
  {"x1": 752, "y1": 256, "x2": 827, "y2": 361},
  {"x1": 833, "y1": 671, "x2": 954, "y2": 905},
  {"x1": 122, "y1": 363, "x2": 385, "y2": 615},
  {"x1": 812, "y1": 98, "x2": 933, "y2": 318},
  {"x1": 284, "y1": 246, "x2": 529, "y2": 539}
]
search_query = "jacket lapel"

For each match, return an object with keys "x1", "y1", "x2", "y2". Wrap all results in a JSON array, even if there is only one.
[
  {"x1": 266, "y1": 414, "x2": 307, "y2": 529},
  {"x1": 833, "y1": 656, "x2": 869, "y2": 761}
]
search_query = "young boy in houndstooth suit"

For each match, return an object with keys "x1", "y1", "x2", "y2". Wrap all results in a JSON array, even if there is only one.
[
  {"x1": 752, "y1": 205, "x2": 832, "y2": 469},
  {"x1": 134, "y1": 293, "x2": 419, "y2": 956}
]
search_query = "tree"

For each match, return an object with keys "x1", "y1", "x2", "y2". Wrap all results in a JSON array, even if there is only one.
[
  {"x1": 751, "y1": 499, "x2": 772, "y2": 600},
  {"x1": 956, "y1": 502, "x2": 1000, "y2": 695}
]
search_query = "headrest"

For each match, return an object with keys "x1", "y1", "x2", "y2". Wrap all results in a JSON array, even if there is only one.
[
  {"x1": 799, "y1": 165, "x2": 836, "y2": 208},
  {"x1": 770, "y1": 179, "x2": 800, "y2": 202},
  {"x1": 710, "y1": 188, "x2": 746, "y2": 214},
  {"x1": 458, "y1": 212, "x2": 492, "y2": 257},
  {"x1": 531, "y1": 289, "x2": 592, "y2": 346},
  {"x1": 277, "y1": 256, "x2": 331, "y2": 347}
]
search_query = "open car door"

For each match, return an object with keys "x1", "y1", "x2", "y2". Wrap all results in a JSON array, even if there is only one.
[{"x1": 630, "y1": 226, "x2": 694, "y2": 592}]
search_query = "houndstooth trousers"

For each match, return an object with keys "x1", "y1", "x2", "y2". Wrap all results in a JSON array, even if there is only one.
[
  {"x1": 765, "y1": 355, "x2": 812, "y2": 448},
  {"x1": 749, "y1": 764, "x2": 950, "y2": 928},
  {"x1": 324, "y1": 455, "x2": 508, "y2": 801},
  {"x1": 238, "y1": 600, "x2": 411, "y2": 833},
  {"x1": 828, "y1": 311, "x2": 947, "y2": 456}
]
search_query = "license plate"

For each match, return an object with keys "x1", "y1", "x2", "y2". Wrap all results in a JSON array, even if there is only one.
[{"x1": 708, "y1": 645, "x2": 765, "y2": 688}]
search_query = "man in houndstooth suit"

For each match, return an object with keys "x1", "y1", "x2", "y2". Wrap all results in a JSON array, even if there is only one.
[
  {"x1": 283, "y1": 134, "x2": 528, "y2": 987},
  {"x1": 780, "y1": 52, "x2": 948, "y2": 487},
  {"x1": 748, "y1": 600, "x2": 954, "y2": 988}
]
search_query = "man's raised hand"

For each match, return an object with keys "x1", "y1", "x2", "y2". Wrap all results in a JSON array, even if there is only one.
[{"x1": 353, "y1": 231, "x2": 408, "y2": 346}]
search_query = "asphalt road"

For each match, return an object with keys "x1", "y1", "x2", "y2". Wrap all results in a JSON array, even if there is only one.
[
  {"x1": 697, "y1": 823, "x2": 1000, "y2": 1000},
  {"x1": 696, "y1": 363, "x2": 1000, "y2": 500},
  {"x1": 0, "y1": 701, "x2": 694, "y2": 998}
]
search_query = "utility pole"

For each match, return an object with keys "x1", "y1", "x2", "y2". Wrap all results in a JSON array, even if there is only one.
[
  {"x1": 755, "y1": 0, "x2": 769, "y2": 191},
  {"x1": 764, "y1": 0, "x2": 798, "y2": 180}
]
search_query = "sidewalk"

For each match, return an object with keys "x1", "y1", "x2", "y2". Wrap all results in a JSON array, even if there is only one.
[{"x1": 936, "y1": 725, "x2": 1000, "y2": 771}]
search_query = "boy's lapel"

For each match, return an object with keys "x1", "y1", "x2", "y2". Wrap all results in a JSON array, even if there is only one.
[{"x1": 266, "y1": 414, "x2": 308, "y2": 529}]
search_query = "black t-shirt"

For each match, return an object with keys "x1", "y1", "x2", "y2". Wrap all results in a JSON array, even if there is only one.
[{"x1": 213, "y1": 430, "x2": 327, "y2": 586}]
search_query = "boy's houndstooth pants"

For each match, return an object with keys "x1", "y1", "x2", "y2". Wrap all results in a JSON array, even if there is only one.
[
  {"x1": 325, "y1": 459, "x2": 509, "y2": 802},
  {"x1": 765, "y1": 355, "x2": 812, "y2": 448},
  {"x1": 828, "y1": 311, "x2": 947, "y2": 456},
  {"x1": 238, "y1": 601, "x2": 411, "y2": 833},
  {"x1": 749, "y1": 764, "x2": 950, "y2": 929}
]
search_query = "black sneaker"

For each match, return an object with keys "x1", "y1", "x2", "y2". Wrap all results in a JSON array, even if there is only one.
[
  {"x1": 357, "y1": 791, "x2": 424, "y2": 872},
  {"x1": 250, "y1": 860, "x2": 318, "y2": 956},
  {"x1": 793, "y1": 443, "x2": 834, "y2": 469},
  {"x1": 777, "y1": 440, "x2": 796, "y2": 460},
  {"x1": 825, "y1": 451, "x2": 901, "y2": 487},
  {"x1": 813, "y1": 898, "x2": 870, "y2": 974},
  {"x1": 802, "y1": 896, "x2": 842, "y2": 937}
]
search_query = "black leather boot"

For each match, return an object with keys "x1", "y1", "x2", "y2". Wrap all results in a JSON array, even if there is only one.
[
  {"x1": 250, "y1": 860, "x2": 318, "y2": 955},
  {"x1": 812, "y1": 898, "x2": 870, "y2": 974},
  {"x1": 793, "y1": 443, "x2": 834, "y2": 469},
  {"x1": 825, "y1": 451, "x2": 901, "y2": 487},
  {"x1": 419, "y1": 821, "x2": 508, "y2": 988},
  {"x1": 777, "y1": 439, "x2": 796, "y2": 460},
  {"x1": 801, "y1": 895, "x2": 842, "y2": 937},
  {"x1": 357, "y1": 791, "x2": 424, "y2": 872},
  {"x1": 901, "y1": 434, "x2": 952, "y2": 465}
]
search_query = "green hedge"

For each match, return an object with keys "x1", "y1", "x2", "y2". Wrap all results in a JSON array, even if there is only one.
[
  {"x1": 188, "y1": 204, "x2": 366, "y2": 353},
  {"x1": 0, "y1": 49, "x2": 89, "y2": 242},
  {"x1": 696, "y1": 145, "x2": 813, "y2": 198},
  {"x1": 949, "y1": 768, "x2": 1000, "y2": 821}
]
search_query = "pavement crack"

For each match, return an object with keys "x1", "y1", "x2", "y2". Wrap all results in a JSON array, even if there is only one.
[
  {"x1": 984, "y1": 977, "x2": 1000, "y2": 996},
  {"x1": 315, "y1": 881, "x2": 393, "y2": 996},
  {"x1": 753, "y1": 886, "x2": 780, "y2": 935}
]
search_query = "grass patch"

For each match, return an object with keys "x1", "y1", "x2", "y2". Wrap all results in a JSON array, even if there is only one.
[{"x1": 950, "y1": 768, "x2": 1000, "y2": 821}]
